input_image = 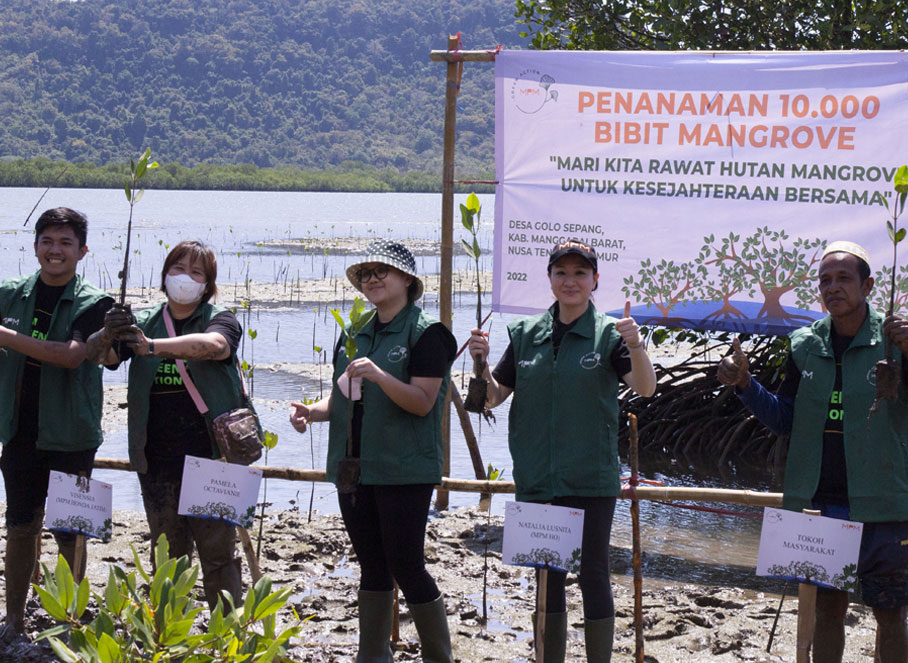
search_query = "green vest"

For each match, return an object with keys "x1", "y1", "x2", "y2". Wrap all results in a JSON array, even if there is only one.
[
  {"x1": 127, "y1": 302, "x2": 250, "y2": 473},
  {"x1": 785, "y1": 306, "x2": 908, "y2": 522},
  {"x1": 0, "y1": 271, "x2": 110, "y2": 451},
  {"x1": 327, "y1": 303, "x2": 450, "y2": 485},
  {"x1": 507, "y1": 303, "x2": 622, "y2": 501}
]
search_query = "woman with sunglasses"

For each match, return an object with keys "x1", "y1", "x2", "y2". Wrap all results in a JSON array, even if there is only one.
[
  {"x1": 468, "y1": 239, "x2": 656, "y2": 663},
  {"x1": 290, "y1": 240, "x2": 457, "y2": 663}
]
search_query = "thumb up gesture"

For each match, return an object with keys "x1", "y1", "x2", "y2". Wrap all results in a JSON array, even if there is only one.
[{"x1": 717, "y1": 337, "x2": 751, "y2": 390}]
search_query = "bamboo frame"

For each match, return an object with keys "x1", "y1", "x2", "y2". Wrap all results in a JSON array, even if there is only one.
[{"x1": 93, "y1": 457, "x2": 782, "y2": 505}]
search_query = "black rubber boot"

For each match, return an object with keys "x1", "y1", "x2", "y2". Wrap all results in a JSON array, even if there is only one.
[
  {"x1": 356, "y1": 590, "x2": 394, "y2": 662},
  {"x1": 408, "y1": 595, "x2": 453, "y2": 663}
]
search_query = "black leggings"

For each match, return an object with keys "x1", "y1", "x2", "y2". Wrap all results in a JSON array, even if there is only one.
[
  {"x1": 535, "y1": 495, "x2": 616, "y2": 620},
  {"x1": 338, "y1": 483, "x2": 440, "y2": 605}
]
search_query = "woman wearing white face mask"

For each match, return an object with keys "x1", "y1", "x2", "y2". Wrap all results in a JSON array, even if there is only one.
[{"x1": 86, "y1": 240, "x2": 249, "y2": 610}]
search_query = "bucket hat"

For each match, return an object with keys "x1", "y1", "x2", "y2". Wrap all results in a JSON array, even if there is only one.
[{"x1": 346, "y1": 239, "x2": 424, "y2": 300}]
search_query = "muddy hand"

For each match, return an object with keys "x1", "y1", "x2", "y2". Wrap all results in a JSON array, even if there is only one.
[
  {"x1": 884, "y1": 314, "x2": 908, "y2": 355},
  {"x1": 717, "y1": 337, "x2": 750, "y2": 389},
  {"x1": 103, "y1": 303, "x2": 136, "y2": 340}
]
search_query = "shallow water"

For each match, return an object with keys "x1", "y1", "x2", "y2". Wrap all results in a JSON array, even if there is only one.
[{"x1": 3, "y1": 187, "x2": 776, "y2": 589}]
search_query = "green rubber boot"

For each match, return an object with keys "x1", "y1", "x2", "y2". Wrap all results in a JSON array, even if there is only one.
[
  {"x1": 408, "y1": 595, "x2": 453, "y2": 663},
  {"x1": 356, "y1": 590, "x2": 394, "y2": 663},
  {"x1": 584, "y1": 616, "x2": 615, "y2": 663}
]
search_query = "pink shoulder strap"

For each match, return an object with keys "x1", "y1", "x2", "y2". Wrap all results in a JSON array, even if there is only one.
[{"x1": 161, "y1": 306, "x2": 209, "y2": 415}]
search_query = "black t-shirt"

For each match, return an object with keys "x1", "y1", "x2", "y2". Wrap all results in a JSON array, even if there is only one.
[
  {"x1": 492, "y1": 314, "x2": 633, "y2": 389},
  {"x1": 115, "y1": 310, "x2": 242, "y2": 462},
  {"x1": 334, "y1": 320, "x2": 457, "y2": 457},
  {"x1": 15, "y1": 279, "x2": 112, "y2": 443}
]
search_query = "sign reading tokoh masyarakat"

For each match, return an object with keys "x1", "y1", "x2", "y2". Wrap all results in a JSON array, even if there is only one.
[{"x1": 494, "y1": 51, "x2": 908, "y2": 334}]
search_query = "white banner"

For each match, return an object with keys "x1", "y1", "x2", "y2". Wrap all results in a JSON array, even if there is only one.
[
  {"x1": 501, "y1": 501, "x2": 584, "y2": 573},
  {"x1": 494, "y1": 51, "x2": 908, "y2": 333},
  {"x1": 756, "y1": 507, "x2": 863, "y2": 590},
  {"x1": 177, "y1": 456, "x2": 262, "y2": 529},
  {"x1": 45, "y1": 471, "x2": 113, "y2": 542}
]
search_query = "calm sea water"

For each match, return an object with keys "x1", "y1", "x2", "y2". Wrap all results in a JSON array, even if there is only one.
[{"x1": 0, "y1": 187, "x2": 775, "y2": 591}]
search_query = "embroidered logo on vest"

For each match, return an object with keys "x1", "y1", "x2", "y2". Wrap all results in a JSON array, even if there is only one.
[
  {"x1": 801, "y1": 370, "x2": 814, "y2": 380},
  {"x1": 580, "y1": 351, "x2": 601, "y2": 369},
  {"x1": 388, "y1": 346, "x2": 408, "y2": 363}
]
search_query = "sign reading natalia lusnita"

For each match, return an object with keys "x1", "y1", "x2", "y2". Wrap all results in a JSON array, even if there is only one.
[{"x1": 494, "y1": 51, "x2": 908, "y2": 334}]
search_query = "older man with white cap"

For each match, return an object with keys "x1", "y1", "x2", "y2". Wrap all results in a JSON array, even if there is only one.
[{"x1": 717, "y1": 240, "x2": 908, "y2": 663}]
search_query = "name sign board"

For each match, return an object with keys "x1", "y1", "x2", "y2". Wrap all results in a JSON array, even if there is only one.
[
  {"x1": 177, "y1": 456, "x2": 262, "y2": 529},
  {"x1": 45, "y1": 471, "x2": 113, "y2": 542},
  {"x1": 756, "y1": 507, "x2": 863, "y2": 590},
  {"x1": 502, "y1": 501, "x2": 584, "y2": 573}
]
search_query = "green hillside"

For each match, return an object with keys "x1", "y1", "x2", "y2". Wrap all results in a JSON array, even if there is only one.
[{"x1": 0, "y1": 0, "x2": 522, "y2": 176}]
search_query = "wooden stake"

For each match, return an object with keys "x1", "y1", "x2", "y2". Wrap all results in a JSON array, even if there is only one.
[
  {"x1": 450, "y1": 384, "x2": 490, "y2": 505},
  {"x1": 629, "y1": 413, "x2": 644, "y2": 663},
  {"x1": 535, "y1": 568, "x2": 548, "y2": 663},
  {"x1": 436, "y1": 34, "x2": 460, "y2": 512},
  {"x1": 796, "y1": 508, "x2": 821, "y2": 663},
  {"x1": 72, "y1": 535, "x2": 86, "y2": 584}
]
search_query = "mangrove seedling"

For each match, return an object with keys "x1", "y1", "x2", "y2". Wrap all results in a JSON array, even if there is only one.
[
  {"x1": 461, "y1": 193, "x2": 492, "y2": 419},
  {"x1": 119, "y1": 148, "x2": 158, "y2": 306},
  {"x1": 870, "y1": 164, "x2": 908, "y2": 418},
  {"x1": 330, "y1": 297, "x2": 375, "y2": 496},
  {"x1": 481, "y1": 464, "x2": 504, "y2": 627}
]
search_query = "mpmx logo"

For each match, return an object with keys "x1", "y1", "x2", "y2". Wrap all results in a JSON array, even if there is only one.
[
  {"x1": 580, "y1": 352, "x2": 601, "y2": 370},
  {"x1": 388, "y1": 346, "x2": 408, "y2": 363},
  {"x1": 801, "y1": 370, "x2": 813, "y2": 380},
  {"x1": 510, "y1": 69, "x2": 557, "y2": 114}
]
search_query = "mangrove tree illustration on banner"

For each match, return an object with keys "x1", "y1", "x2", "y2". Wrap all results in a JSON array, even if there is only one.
[
  {"x1": 619, "y1": 227, "x2": 827, "y2": 335},
  {"x1": 618, "y1": 226, "x2": 907, "y2": 334}
]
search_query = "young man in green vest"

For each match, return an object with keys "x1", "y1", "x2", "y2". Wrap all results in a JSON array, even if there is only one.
[
  {"x1": 717, "y1": 241, "x2": 908, "y2": 663},
  {"x1": 0, "y1": 207, "x2": 112, "y2": 639}
]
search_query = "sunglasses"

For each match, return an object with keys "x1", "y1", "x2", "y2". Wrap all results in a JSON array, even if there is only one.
[{"x1": 355, "y1": 264, "x2": 390, "y2": 283}]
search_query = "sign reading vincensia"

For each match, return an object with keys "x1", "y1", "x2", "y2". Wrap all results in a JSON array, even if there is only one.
[
  {"x1": 501, "y1": 501, "x2": 584, "y2": 573},
  {"x1": 45, "y1": 471, "x2": 113, "y2": 542},
  {"x1": 756, "y1": 508, "x2": 863, "y2": 590},
  {"x1": 494, "y1": 51, "x2": 908, "y2": 333},
  {"x1": 177, "y1": 456, "x2": 262, "y2": 529}
]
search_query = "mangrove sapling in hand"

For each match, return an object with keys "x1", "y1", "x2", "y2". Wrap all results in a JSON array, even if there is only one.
[
  {"x1": 870, "y1": 164, "x2": 908, "y2": 418},
  {"x1": 330, "y1": 297, "x2": 375, "y2": 497},
  {"x1": 460, "y1": 193, "x2": 493, "y2": 423}
]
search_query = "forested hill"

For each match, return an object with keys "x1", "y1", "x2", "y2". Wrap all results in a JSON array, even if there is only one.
[{"x1": 0, "y1": 0, "x2": 522, "y2": 175}]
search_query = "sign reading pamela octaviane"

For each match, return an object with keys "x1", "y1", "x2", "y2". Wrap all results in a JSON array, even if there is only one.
[
  {"x1": 494, "y1": 51, "x2": 908, "y2": 333},
  {"x1": 45, "y1": 471, "x2": 113, "y2": 542},
  {"x1": 177, "y1": 456, "x2": 262, "y2": 529},
  {"x1": 756, "y1": 507, "x2": 863, "y2": 590},
  {"x1": 502, "y1": 501, "x2": 584, "y2": 573}
]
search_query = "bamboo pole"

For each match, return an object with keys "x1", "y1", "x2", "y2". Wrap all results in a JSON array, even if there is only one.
[
  {"x1": 436, "y1": 33, "x2": 460, "y2": 511},
  {"x1": 628, "y1": 414, "x2": 644, "y2": 663},
  {"x1": 93, "y1": 458, "x2": 783, "y2": 504},
  {"x1": 429, "y1": 50, "x2": 497, "y2": 63},
  {"x1": 450, "y1": 386, "x2": 487, "y2": 478}
]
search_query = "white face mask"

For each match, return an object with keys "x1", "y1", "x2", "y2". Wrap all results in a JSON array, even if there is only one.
[{"x1": 165, "y1": 273, "x2": 207, "y2": 305}]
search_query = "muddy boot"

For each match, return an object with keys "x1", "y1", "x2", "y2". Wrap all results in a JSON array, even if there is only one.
[
  {"x1": 4, "y1": 519, "x2": 42, "y2": 634},
  {"x1": 533, "y1": 611, "x2": 567, "y2": 663},
  {"x1": 202, "y1": 557, "x2": 244, "y2": 611},
  {"x1": 356, "y1": 590, "x2": 394, "y2": 663},
  {"x1": 408, "y1": 595, "x2": 452, "y2": 663},
  {"x1": 584, "y1": 616, "x2": 614, "y2": 663}
]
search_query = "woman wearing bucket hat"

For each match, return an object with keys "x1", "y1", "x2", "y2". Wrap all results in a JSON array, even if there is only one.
[
  {"x1": 468, "y1": 238, "x2": 656, "y2": 663},
  {"x1": 290, "y1": 239, "x2": 457, "y2": 663}
]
